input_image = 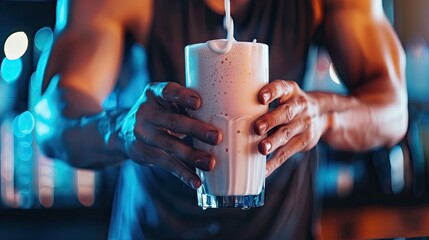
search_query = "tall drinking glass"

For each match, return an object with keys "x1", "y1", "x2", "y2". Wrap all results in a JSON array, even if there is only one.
[{"x1": 185, "y1": 39, "x2": 269, "y2": 209}]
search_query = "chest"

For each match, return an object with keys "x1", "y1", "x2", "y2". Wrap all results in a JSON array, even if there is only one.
[{"x1": 146, "y1": 0, "x2": 319, "y2": 85}]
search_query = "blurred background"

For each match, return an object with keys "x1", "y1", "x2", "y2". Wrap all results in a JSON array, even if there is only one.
[
  {"x1": 0, "y1": 1, "x2": 118, "y2": 239},
  {"x1": 0, "y1": 0, "x2": 428, "y2": 239}
]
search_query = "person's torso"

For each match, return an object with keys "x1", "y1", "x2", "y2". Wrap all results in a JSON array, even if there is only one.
[
  {"x1": 146, "y1": 0, "x2": 321, "y2": 86},
  {"x1": 110, "y1": 0, "x2": 321, "y2": 239}
]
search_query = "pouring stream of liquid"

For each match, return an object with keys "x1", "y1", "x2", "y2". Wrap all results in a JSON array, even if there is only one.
[{"x1": 207, "y1": 0, "x2": 235, "y2": 54}]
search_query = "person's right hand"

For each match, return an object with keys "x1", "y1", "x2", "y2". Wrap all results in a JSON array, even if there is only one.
[{"x1": 120, "y1": 82, "x2": 222, "y2": 189}]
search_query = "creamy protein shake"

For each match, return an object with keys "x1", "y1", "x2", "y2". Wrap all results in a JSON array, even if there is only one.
[
  {"x1": 185, "y1": 40, "x2": 269, "y2": 209},
  {"x1": 185, "y1": 0, "x2": 269, "y2": 209}
]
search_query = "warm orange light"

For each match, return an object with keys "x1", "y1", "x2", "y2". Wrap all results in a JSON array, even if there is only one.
[{"x1": 76, "y1": 169, "x2": 95, "y2": 207}]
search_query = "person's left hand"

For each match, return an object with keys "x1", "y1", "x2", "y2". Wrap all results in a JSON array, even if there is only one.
[{"x1": 254, "y1": 80, "x2": 329, "y2": 177}]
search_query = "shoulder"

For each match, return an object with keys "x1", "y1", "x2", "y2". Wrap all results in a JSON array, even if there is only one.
[
  {"x1": 321, "y1": 0, "x2": 383, "y2": 16},
  {"x1": 63, "y1": 0, "x2": 154, "y2": 44}
]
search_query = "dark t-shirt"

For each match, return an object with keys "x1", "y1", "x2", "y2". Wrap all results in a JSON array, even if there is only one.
[{"x1": 109, "y1": 0, "x2": 321, "y2": 239}]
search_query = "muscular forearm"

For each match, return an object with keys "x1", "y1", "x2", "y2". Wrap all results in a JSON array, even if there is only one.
[
  {"x1": 35, "y1": 79, "x2": 128, "y2": 169},
  {"x1": 315, "y1": 87, "x2": 408, "y2": 151},
  {"x1": 317, "y1": 0, "x2": 409, "y2": 151}
]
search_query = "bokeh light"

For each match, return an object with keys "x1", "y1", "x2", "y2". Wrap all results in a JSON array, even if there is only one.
[
  {"x1": 19, "y1": 190, "x2": 33, "y2": 209},
  {"x1": 17, "y1": 144, "x2": 34, "y2": 162},
  {"x1": 12, "y1": 111, "x2": 35, "y2": 137},
  {"x1": 4, "y1": 31, "x2": 28, "y2": 60},
  {"x1": 18, "y1": 111, "x2": 36, "y2": 135},
  {"x1": 1, "y1": 57, "x2": 23, "y2": 84},
  {"x1": 18, "y1": 133, "x2": 33, "y2": 148},
  {"x1": 389, "y1": 145, "x2": 405, "y2": 194},
  {"x1": 55, "y1": 0, "x2": 68, "y2": 32},
  {"x1": 35, "y1": 27, "x2": 53, "y2": 51}
]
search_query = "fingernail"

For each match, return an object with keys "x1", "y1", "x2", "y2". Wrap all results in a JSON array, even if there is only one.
[
  {"x1": 262, "y1": 92, "x2": 271, "y2": 103},
  {"x1": 205, "y1": 130, "x2": 219, "y2": 144},
  {"x1": 265, "y1": 168, "x2": 269, "y2": 177},
  {"x1": 189, "y1": 178, "x2": 200, "y2": 189},
  {"x1": 187, "y1": 96, "x2": 199, "y2": 109},
  {"x1": 258, "y1": 122, "x2": 268, "y2": 134},
  {"x1": 263, "y1": 141, "x2": 272, "y2": 153},
  {"x1": 197, "y1": 155, "x2": 213, "y2": 170}
]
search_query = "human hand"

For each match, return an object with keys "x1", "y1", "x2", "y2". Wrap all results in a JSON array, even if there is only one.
[
  {"x1": 254, "y1": 80, "x2": 328, "y2": 177},
  {"x1": 120, "y1": 82, "x2": 222, "y2": 189}
]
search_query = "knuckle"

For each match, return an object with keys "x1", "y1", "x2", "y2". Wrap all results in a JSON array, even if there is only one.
[
  {"x1": 266, "y1": 165, "x2": 273, "y2": 176},
  {"x1": 305, "y1": 128, "x2": 315, "y2": 142},
  {"x1": 265, "y1": 166, "x2": 271, "y2": 175},
  {"x1": 281, "y1": 127, "x2": 292, "y2": 139},
  {"x1": 283, "y1": 105, "x2": 294, "y2": 122},
  {"x1": 289, "y1": 81, "x2": 299, "y2": 89},
  {"x1": 165, "y1": 114, "x2": 181, "y2": 132},
  {"x1": 282, "y1": 104, "x2": 295, "y2": 122},
  {"x1": 303, "y1": 117, "x2": 312, "y2": 130},
  {"x1": 279, "y1": 80, "x2": 289, "y2": 94},
  {"x1": 299, "y1": 97, "x2": 309, "y2": 112},
  {"x1": 298, "y1": 96, "x2": 307, "y2": 106},
  {"x1": 135, "y1": 127, "x2": 150, "y2": 144},
  {"x1": 269, "y1": 80, "x2": 281, "y2": 96},
  {"x1": 278, "y1": 79, "x2": 288, "y2": 87},
  {"x1": 300, "y1": 138, "x2": 308, "y2": 149},
  {"x1": 277, "y1": 150, "x2": 290, "y2": 165},
  {"x1": 136, "y1": 108, "x2": 155, "y2": 128}
]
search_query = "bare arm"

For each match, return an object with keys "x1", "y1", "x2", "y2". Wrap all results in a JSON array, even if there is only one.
[
  {"x1": 320, "y1": 0, "x2": 407, "y2": 150},
  {"x1": 36, "y1": 0, "x2": 133, "y2": 167},
  {"x1": 254, "y1": 0, "x2": 407, "y2": 176},
  {"x1": 42, "y1": 0, "x2": 153, "y2": 110},
  {"x1": 35, "y1": 0, "x2": 221, "y2": 189}
]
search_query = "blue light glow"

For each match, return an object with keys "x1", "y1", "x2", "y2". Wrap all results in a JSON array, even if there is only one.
[
  {"x1": 35, "y1": 47, "x2": 51, "y2": 94},
  {"x1": 35, "y1": 27, "x2": 54, "y2": 51},
  {"x1": 34, "y1": 98, "x2": 52, "y2": 120},
  {"x1": 19, "y1": 190, "x2": 33, "y2": 209},
  {"x1": 12, "y1": 111, "x2": 35, "y2": 137},
  {"x1": 35, "y1": 121, "x2": 51, "y2": 137},
  {"x1": 18, "y1": 133, "x2": 33, "y2": 148},
  {"x1": 55, "y1": 0, "x2": 68, "y2": 32},
  {"x1": 29, "y1": 72, "x2": 38, "y2": 108},
  {"x1": 17, "y1": 145, "x2": 33, "y2": 161},
  {"x1": 17, "y1": 165, "x2": 31, "y2": 175},
  {"x1": 1, "y1": 57, "x2": 23, "y2": 83},
  {"x1": 18, "y1": 111, "x2": 35, "y2": 135},
  {"x1": 13, "y1": 115, "x2": 26, "y2": 138},
  {"x1": 18, "y1": 176, "x2": 31, "y2": 185},
  {"x1": 34, "y1": 95, "x2": 54, "y2": 138}
]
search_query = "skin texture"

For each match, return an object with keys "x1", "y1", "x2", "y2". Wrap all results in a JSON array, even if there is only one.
[{"x1": 36, "y1": 0, "x2": 407, "y2": 189}]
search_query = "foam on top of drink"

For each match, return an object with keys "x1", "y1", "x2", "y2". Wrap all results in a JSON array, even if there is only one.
[{"x1": 207, "y1": 0, "x2": 235, "y2": 54}]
